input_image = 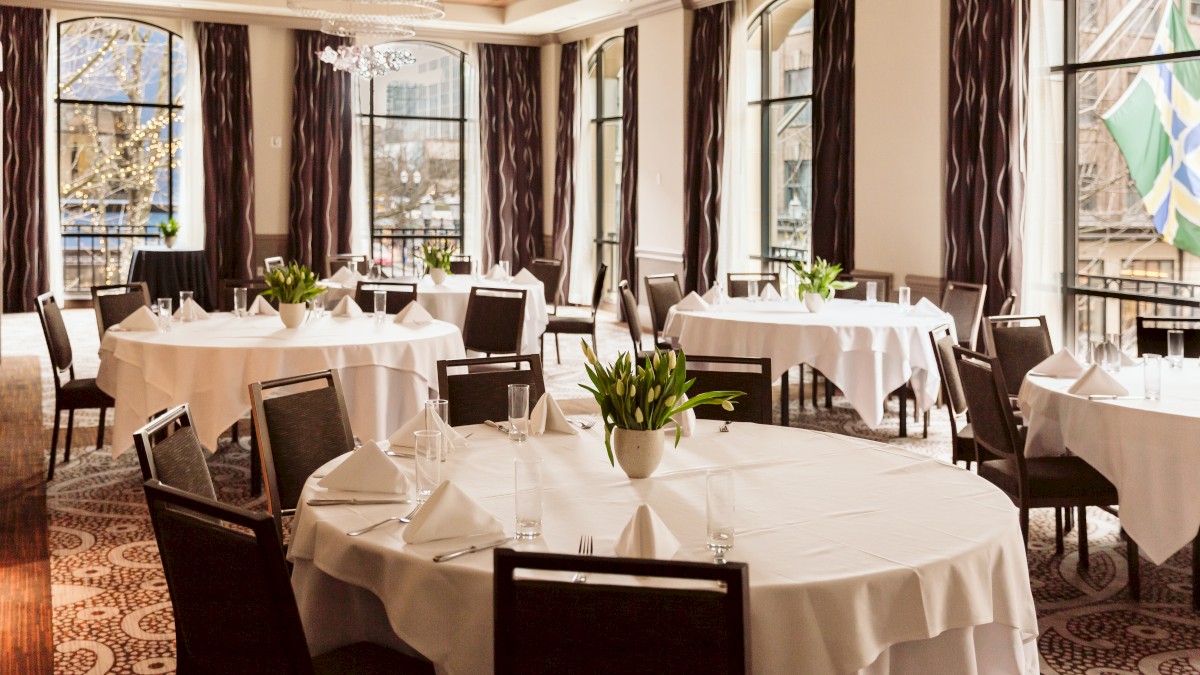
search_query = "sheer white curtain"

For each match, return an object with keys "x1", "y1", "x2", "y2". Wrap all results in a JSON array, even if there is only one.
[
  {"x1": 177, "y1": 20, "x2": 205, "y2": 251},
  {"x1": 44, "y1": 10, "x2": 62, "y2": 299},
  {"x1": 464, "y1": 47, "x2": 483, "y2": 267},
  {"x1": 570, "y1": 44, "x2": 595, "y2": 305},
  {"x1": 719, "y1": 0, "x2": 754, "y2": 281},
  {"x1": 349, "y1": 75, "x2": 371, "y2": 258}
]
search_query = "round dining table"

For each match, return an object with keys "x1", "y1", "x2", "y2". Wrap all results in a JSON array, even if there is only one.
[
  {"x1": 288, "y1": 421, "x2": 1038, "y2": 674},
  {"x1": 95, "y1": 312, "x2": 466, "y2": 455},
  {"x1": 662, "y1": 298, "x2": 952, "y2": 430}
]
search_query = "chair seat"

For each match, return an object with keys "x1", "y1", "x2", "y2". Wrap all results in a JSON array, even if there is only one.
[
  {"x1": 313, "y1": 642, "x2": 434, "y2": 675},
  {"x1": 978, "y1": 456, "x2": 1118, "y2": 502},
  {"x1": 59, "y1": 378, "x2": 115, "y2": 409},
  {"x1": 546, "y1": 316, "x2": 594, "y2": 333}
]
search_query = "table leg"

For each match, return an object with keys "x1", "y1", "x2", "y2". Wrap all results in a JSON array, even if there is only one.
[
  {"x1": 780, "y1": 369, "x2": 789, "y2": 427},
  {"x1": 1124, "y1": 529, "x2": 1140, "y2": 602}
]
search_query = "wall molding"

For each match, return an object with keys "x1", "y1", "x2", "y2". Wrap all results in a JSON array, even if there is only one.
[{"x1": 634, "y1": 246, "x2": 685, "y2": 264}]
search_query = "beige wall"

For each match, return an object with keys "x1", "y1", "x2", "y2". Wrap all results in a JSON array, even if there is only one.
[
  {"x1": 541, "y1": 42, "x2": 560, "y2": 239},
  {"x1": 248, "y1": 25, "x2": 294, "y2": 237}
]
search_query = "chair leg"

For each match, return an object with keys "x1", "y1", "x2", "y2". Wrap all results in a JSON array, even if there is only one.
[
  {"x1": 555, "y1": 335, "x2": 562, "y2": 365},
  {"x1": 922, "y1": 410, "x2": 930, "y2": 439},
  {"x1": 48, "y1": 409, "x2": 63, "y2": 481},
  {"x1": 64, "y1": 409, "x2": 76, "y2": 464},
  {"x1": 1125, "y1": 529, "x2": 1140, "y2": 601},
  {"x1": 1019, "y1": 507, "x2": 1029, "y2": 544},
  {"x1": 1054, "y1": 508, "x2": 1064, "y2": 555},
  {"x1": 824, "y1": 379, "x2": 833, "y2": 408},
  {"x1": 96, "y1": 407, "x2": 107, "y2": 451},
  {"x1": 780, "y1": 369, "x2": 789, "y2": 427},
  {"x1": 1077, "y1": 506, "x2": 1089, "y2": 572},
  {"x1": 898, "y1": 388, "x2": 908, "y2": 437}
]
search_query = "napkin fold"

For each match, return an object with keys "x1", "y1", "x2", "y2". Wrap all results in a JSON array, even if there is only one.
[
  {"x1": 248, "y1": 295, "x2": 278, "y2": 316},
  {"x1": 1030, "y1": 349, "x2": 1086, "y2": 378},
  {"x1": 118, "y1": 305, "x2": 159, "y2": 331},
  {"x1": 173, "y1": 298, "x2": 210, "y2": 321},
  {"x1": 513, "y1": 268, "x2": 540, "y2": 285},
  {"x1": 331, "y1": 296, "x2": 364, "y2": 317},
  {"x1": 614, "y1": 504, "x2": 680, "y2": 560},
  {"x1": 317, "y1": 441, "x2": 411, "y2": 494},
  {"x1": 529, "y1": 393, "x2": 578, "y2": 436},
  {"x1": 702, "y1": 285, "x2": 727, "y2": 304},
  {"x1": 402, "y1": 481, "x2": 505, "y2": 544},
  {"x1": 669, "y1": 394, "x2": 696, "y2": 438},
  {"x1": 327, "y1": 266, "x2": 362, "y2": 287},
  {"x1": 1067, "y1": 364, "x2": 1130, "y2": 397},
  {"x1": 484, "y1": 265, "x2": 510, "y2": 281},
  {"x1": 394, "y1": 301, "x2": 434, "y2": 327},
  {"x1": 388, "y1": 409, "x2": 469, "y2": 449},
  {"x1": 675, "y1": 291, "x2": 710, "y2": 313},
  {"x1": 758, "y1": 284, "x2": 782, "y2": 301},
  {"x1": 909, "y1": 297, "x2": 946, "y2": 318}
]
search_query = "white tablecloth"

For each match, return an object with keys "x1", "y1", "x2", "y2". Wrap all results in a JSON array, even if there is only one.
[
  {"x1": 1019, "y1": 361, "x2": 1200, "y2": 564},
  {"x1": 96, "y1": 313, "x2": 466, "y2": 455},
  {"x1": 289, "y1": 422, "x2": 1038, "y2": 674},
  {"x1": 320, "y1": 274, "x2": 548, "y2": 355},
  {"x1": 662, "y1": 299, "x2": 951, "y2": 427}
]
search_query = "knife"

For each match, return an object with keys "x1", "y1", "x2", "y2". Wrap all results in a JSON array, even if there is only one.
[
  {"x1": 432, "y1": 537, "x2": 514, "y2": 563},
  {"x1": 306, "y1": 498, "x2": 413, "y2": 506},
  {"x1": 484, "y1": 420, "x2": 511, "y2": 434},
  {"x1": 1085, "y1": 394, "x2": 1141, "y2": 401}
]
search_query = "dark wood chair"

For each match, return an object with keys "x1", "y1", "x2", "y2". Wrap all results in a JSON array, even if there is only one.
[
  {"x1": 436, "y1": 355, "x2": 546, "y2": 426},
  {"x1": 837, "y1": 269, "x2": 893, "y2": 302},
  {"x1": 494, "y1": 548, "x2": 750, "y2": 675},
  {"x1": 618, "y1": 280, "x2": 657, "y2": 359},
  {"x1": 983, "y1": 314, "x2": 1054, "y2": 401},
  {"x1": 940, "y1": 281, "x2": 988, "y2": 350},
  {"x1": 927, "y1": 324, "x2": 986, "y2": 469},
  {"x1": 355, "y1": 281, "x2": 419, "y2": 315},
  {"x1": 463, "y1": 287, "x2": 527, "y2": 356},
  {"x1": 997, "y1": 291, "x2": 1018, "y2": 316},
  {"x1": 36, "y1": 292, "x2": 115, "y2": 480},
  {"x1": 449, "y1": 255, "x2": 472, "y2": 275},
  {"x1": 527, "y1": 257, "x2": 564, "y2": 312},
  {"x1": 726, "y1": 272, "x2": 779, "y2": 298},
  {"x1": 542, "y1": 263, "x2": 608, "y2": 364},
  {"x1": 249, "y1": 370, "x2": 356, "y2": 541},
  {"x1": 133, "y1": 404, "x2": 215, "y2": 499},
  {"x1": 953, "y1": 346, "x2": 1125, "y2": 571},
  {"x1": 91, "y1": 282, "x2": 150, "y2": 338},
  {"x1": 644, "y1": 273, "x2": 683, "y2": 347},
  {"x1": 685, "y1": 355, "x2": 773, "y2": 425},
  {"x1": 326, "y1": 253, "x2": 368, "y2": 278},
  {"x1": 1135, "y1": 315, "x2": 1200, "y2": 357},
  {"x1": 142, "y1": 480, "x2": 434, "y2": 675},
  {"x1": 217, "y1": 278, "x2": 270, "y2": 312}
]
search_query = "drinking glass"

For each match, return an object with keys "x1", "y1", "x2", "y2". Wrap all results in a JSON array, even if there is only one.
[
  {"x1": 1168, "y1": 329, "x2": 1185, "y2": 369},
  {"x1": 1076, "y1": 334, "x2": 1091, "y2": 363},
  {"x1": 374, "y1": 290, "x2": 387, "y2": 322},
  {"x1": 311, "y1": 293, "x2": 325, "y2": 318},
  {"x1": 499, "y1": 261, "x2": 512, "y2": 278},
  {"x1": 369, "y1": 263, "x2": 383, "y2": 280},
  {"x1": 425, "y1": 398, "x2": 450, "y2": 461},
  {"x1": 514, "y1": 457, "x2": 543, "y2": 539},
  {"x1": 179, "y1": 290, "x2": 195, "y2": 322},
  {"x1": 157, "y1": 298, "x2": 172, "y2": 331},
  {"x1": 508, "y1": 384, "x2": 530, "y2": 443},
  {"x1": 897, "y1": 286, "x2": 911, "y2": 309},
  {"x1": 747, "y1": 279, "x2": 760, "y2": 302},
  {"x1": 233, "y1": 288, "x2": 248, "y2": 317},
  {"x1": 865, "y1": 281, "x2": 878, "y2": 305},
  {"x1": 1144, "y1": 353, "x2": 1162, "y2": 400},
  {"x1": 471, "y1": 260, "x2": 481, "y2": 280},
  {"x1": 1103, "y1": 333, "x2": 1122, "y2": 373},
  {"x1": 706, "y1": 469, "x2": 735, "y2": 557},
  {"x1": 413, "y1": 430, "x2": 441, "y2": 503}
]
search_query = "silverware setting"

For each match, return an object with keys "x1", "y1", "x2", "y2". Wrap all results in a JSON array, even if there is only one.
[
  {"x1": 1085, "y1": 394, "x2": 1141, "y2": 401},
  {"x1": 572, "y1": 534, "x2": 594, "y2": 582},
  {"x1": 308, "y1": 498, "x2": 412, "y2": 506},
  {"x1": 572, "y1": 418, "x2": 598, "y2": 430},
  {"x1": 720, "y1": 420, "x2": 733, "y2": 432},
  {"x1": 485, "y1": 420, "x2": 512, "y2": 434},
  {"x1": 346, "y1": 503, "x2": 422, "y2": 536},
  {"x1": 432, "y1": 536, "x2": 513, "y2": 563}
]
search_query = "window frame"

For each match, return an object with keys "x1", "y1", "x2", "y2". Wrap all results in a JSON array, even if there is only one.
[{"x1": 588, "y1": 36, "x2": 624, "y2": 289}]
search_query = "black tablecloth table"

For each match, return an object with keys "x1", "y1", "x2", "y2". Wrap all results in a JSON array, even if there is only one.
[{"x1": 127, "y1": 247, "x2": 213, "y2": 310}]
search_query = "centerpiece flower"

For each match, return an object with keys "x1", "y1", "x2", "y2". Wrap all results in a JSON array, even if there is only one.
[
  {"x1": 159, "y1": 217, "x2": 180, "y2": 248},
  {"x1": 419, "y1": 242, "x2": 456, "y2": 285},
  {"x1": 581, "y1": 341, "x2": 744, "y2": 478},
  {"x1": 789, "y1": 257, "x2": 857, "y2": 313},
  {"x1": 262, "y1": 261, "x2": 325, "y2": 328}
]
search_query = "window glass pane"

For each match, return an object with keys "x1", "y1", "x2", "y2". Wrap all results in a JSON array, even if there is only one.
[
  {"x1": 601, "y1": 40, "x2": 624, "y2": 118},
  {"x1": 58, "y1": 18, "x2": 173, "y2": 104},
  {"x1": 769, "y1": 1, "x2": 814, "y2": 99},
  {"x1": 747, "y1": 20, "x2": 763, "y2": 102},
  {"x1": 171, "y1": 35, "x2": 187, "y2": 105},
  {"x1": 768, "y1": 101, "x2": 811, "y2": 257},
  {"x1": 599, "y1": 120, "x2": 623, "y2": 241},
  {"x1": 368, "y1": 43, "x2": 462, "y2": 119},
  {"x1": 1076, "y1": 0, "x2": 1200, "y2": 63}
]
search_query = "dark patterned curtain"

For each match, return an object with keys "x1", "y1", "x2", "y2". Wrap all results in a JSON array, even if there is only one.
[
  {"x1": 812, "y1": 0, "x2": 855, "y2": 269},
  {"x1": 479, "y1": 44, "x2": 543, "y2": 272},
  {"x1": 197, "y1": 22, "x2": 255, "y2": 301},
  {"x1": 1, "y1": 7, "x2": 48, "y2": 312},
  {"x1": 551, "y1": 41, "x2": 579, "y2": 303},
  {"x1": 946, "y1": 0, "x2": 1027, "y2": 314},
  {"x1": 683, "y1": 2, "x2": 731, "y2": 295},
  {"x1": 619, "y1": 27, "x2": 639, "y2": 309},
  {"x1": 289, "y1": 30, "x2": 353, "y2": 275}
]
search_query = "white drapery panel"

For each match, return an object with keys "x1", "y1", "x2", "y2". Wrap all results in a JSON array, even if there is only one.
[
  {"x1": 719, "y1": 0, "x2": 755, "y2": 282},
  {"x1": 44, "y1": 9, "x2": 62, "y2": 300},
  {"x1": 349, "y1": 75, "x2": 370, "y2": 259},
  {"x1": 178, "y1": 20, "x2": 206, "y2": 251},
  {"x1": 464, "y1": 46, "x2": 483, "y2": 267},
  {"x1": 569, "y1": 43, "x2": 595, "y2": 306}
]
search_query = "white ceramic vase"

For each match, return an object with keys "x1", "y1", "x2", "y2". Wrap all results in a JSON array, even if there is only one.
[
  {"x1": 803, "y1": 291, "x2": 827, "y2": 313},
  {"x1": 164, "y1": 236, "x2": 177, "y2": 249},
  {"x1": 430, "y1": 268, "x2": 449, "y2": 285},
  {"x1": 612, "y1": 427, "x2": 665, "y2": 479},
  {"x1": 279, "y1": 302, "x2": 306, "y2": 328}
]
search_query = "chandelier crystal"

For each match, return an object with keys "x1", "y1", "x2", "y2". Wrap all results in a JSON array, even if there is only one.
[{"x1": 319, "y1": 45, "x2": 417, "y2": 79}]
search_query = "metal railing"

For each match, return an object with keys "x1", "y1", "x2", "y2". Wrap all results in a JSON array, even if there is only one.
[
  {"x1": 63, "y1": 229, "x2": 159, "y2": 296},
  {"x1": 371, "y1": 221, "x2": 463, "y2": 278},
  {"x1": 1073, "y1": 273, "x2": 1200, "y2": 352}
]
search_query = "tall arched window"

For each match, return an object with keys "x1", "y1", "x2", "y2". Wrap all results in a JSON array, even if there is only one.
[
  {"x1": 588, "y1": 36, "x2": 624, "y2": 294},
  {"x1": 747, "y1": 0, "x2": 814, "y2": 264},
  {"x1": 359, "y1": 42, "x2": 466, "y2": 277},
  {"x1": 57, "y1": 17, "x2": 185, "y2": 292}
]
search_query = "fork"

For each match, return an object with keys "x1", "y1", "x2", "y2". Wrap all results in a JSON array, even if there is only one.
[
  {"x1": 720, "y1": 420, "x2": 733, "y2": 432},
  {"x1": 346, "y1": 503, "x2": 422, "y2": 536},
  {"x1": 573, "y1": 418, "x2": 598, "y2": 430},
  {"x1": 572, "y1": 534, "x2": 593, "y2": 583}
]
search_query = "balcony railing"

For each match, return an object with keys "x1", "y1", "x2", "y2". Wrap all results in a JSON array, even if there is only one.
[
  {"x1": 1073, "y1": 273, "x2": 1200, "y2": 352},
  {"x1": 371, "y1": 221, "x2": 463, "y2": 278},
  {"x1": 63, "y1": 228, "x2": 159, "y2": 296}
]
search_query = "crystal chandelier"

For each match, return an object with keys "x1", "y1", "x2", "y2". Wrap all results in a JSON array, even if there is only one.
[
  {"x1": 319, "y1": 45, "x2": 417, "y2": 79},
  {"x1": 290, "y1": 0, "x2": 445, "y2": 78}
]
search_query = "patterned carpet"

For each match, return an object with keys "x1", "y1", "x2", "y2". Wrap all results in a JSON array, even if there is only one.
[{"x1": 5, "y1": 309, "x2": 1200, "y2": 673}]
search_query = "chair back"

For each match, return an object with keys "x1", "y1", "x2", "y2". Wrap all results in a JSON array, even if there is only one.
[
  {"x1": 463, "y1": 287, "x2": 527, "y2": 355},
  {"x1": 940, "y1": 281, "x2": 987, "y2": 350},
  {"x1": 997, "y1": 292, "x2": 1017, "y2": 316},
  {"x1": 726, "y1": 272, "x2": 779, "y2": 298},
  {"x1": 952, "y1": 347, "x2": 1027, "y2": 479},
  {"x1": 133, "y1": 404, "x2": 215, "y2": 500},
  {"x1": 326, "y1": 253, "x2": 367, "y2": 277},
  {"x1": 527, "y1": 258, "x2": 564, "y2": 307},
  {"x1": 838, "y1": 269, "x2": 893, "y2": 302},
  {"x1": 437, "y1": 355, "x2": 546, "y2": 426},
  {"x1": 356, "y1": 281, "x2": 419, "y2": 315},
  {"x1": 928, "y1": 325, "x2": 968, "y2": 424},
  {"x1": 644, "y1": 274, "x2": 683, "y2": 338},
  {"x1": 685, "y1": 355, "x2": 772, "y2": 425},
  {"x1": 264, "y1": 256, "x2": 285, "y2": 274},
  {"x1": 91, "y1": 282, "x2": 151, "y2": 338},
  {"x1": 494, "y1": 548, "x2": 751, "y2": 675},
  {"x1": 217, "y1": 278, "x2": 270, "y2": 312},
  {"x1": 1135, "y1": 316, "x2": 1200, "y2": 357},
  {"x1": 142, "y1": 480, "x2": 313, "y2": 675},
  {"x1": 619, "y1": 280, "x2": 644, "y2": 354},
  {"x1": 983, "y1": 315, "x2": 1054, "y2": 396},
  {"x1": 449, "y1": 255, "x2": 473, "y2": 275},
  {"x1": 249, "y1": 370, "x2": 355, "y2": 539},
  {"x1": 35, "y1": 292, "x2": 75, "y2": 387},
  {"x1": 589, "y1": 263, "x2": 610, "y2": 313}
]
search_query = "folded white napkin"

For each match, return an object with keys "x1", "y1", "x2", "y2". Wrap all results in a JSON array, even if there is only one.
[
  {"x1": 248, "y1": 295, "x2": 278, "y2": 316},
  {"x1": 1030, "y1": 349, "x2": 1086, "y2": 378},
  {"x1": 702, "y1": 285, "x2": 727, "y2": 304},
  {"x1": 1068, "y1": 364, "x2": 1130, "y2": 397},
  {"x1": 513, "y1": 268, "x2": 540, "y2": 285},
  {"x1": 485, "y1": 265, "x2": 510, "y2": 281},
  {"x1": 331, "y1": 296, "x2": 364, "y2": 317},
  {"x1": 402, "y1": 481, "x2": 505, "y2": 544},
  {"x1": 614, "y1": 504, "x2": 680, "y2": 560},
  {"x1": 317, "y1": 441, "x2": 411, "y2": 494},
  {"x1": 759, "y1": 284, "x2": 782, "y2": 301},
  {"x1": 909, "y1": 297, "x2": 946, "y2": 318},
  {"x1": 327, "y1": 266, "x2": 362, "y2": 287},
  {"x1": 669, "y1": 394, "x2": 696, "y2": 438},
  {"x1": 393, "y1": 301, "x2": 433, "y2": 327},
  {"x1": 388, "y1": 409, "x2": 469, "y2": 449},
  {"x1": 118, "y1": 305, "x2": 159, "y2": 331},
  {"x1": 529, "y1": 393, "x2": 578, "y2": 436},
  {"x1": 675, "y1": 292, "x2": 710, "y2": 313},
  {"x1": 1121, "y1": 350, "x2": 1137, "y2": 367},
  {"x1": 173, "y1": 298, "x2": 209, "y2": 321}
]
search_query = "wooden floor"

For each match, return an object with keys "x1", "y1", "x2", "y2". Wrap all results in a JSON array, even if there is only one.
[{"x1": 0, "y1": 356, "x2": 53, "y2": 674}]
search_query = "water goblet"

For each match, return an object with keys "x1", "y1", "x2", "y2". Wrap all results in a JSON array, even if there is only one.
[
  {"x1": 374, "y1": 290, "x2": 387, "y2": 322},
  {"x1": 514, "y1": 457, "x2": 543, "y2": 539},
  {"x1": 508, "y1": 384, "x2": 530, "y2": 443},
  {"x1": 1168, "y1": 329, "x2": 1185, "y2": 369},
  {"x1": 413, "y1": 430, "x2": 442, "y2": 504},
  {"x1": 706, "y1": 469, "x2": 735, "y2": 560}
]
